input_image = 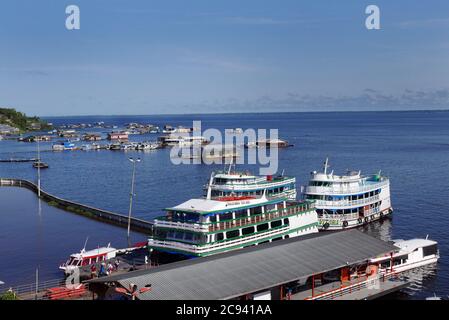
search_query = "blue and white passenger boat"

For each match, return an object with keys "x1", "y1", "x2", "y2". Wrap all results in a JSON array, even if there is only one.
[{"x1": 303, "y1": 158, "x2": 393, "y2": 230}]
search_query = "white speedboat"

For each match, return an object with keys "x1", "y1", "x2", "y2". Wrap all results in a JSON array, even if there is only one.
[
  {"x1": 370, "y1": 237, "x2": 439, "y2": 274},
  {"x1": 59, "y1": 244, "x2": 118, "y2": 275}
]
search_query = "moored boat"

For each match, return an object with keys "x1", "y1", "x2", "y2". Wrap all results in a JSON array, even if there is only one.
[
  {"x1": 245, "y1": 138, "x2": 291, "y2": 148},
  {"x1": 148, "y1": 193, "x2": 318, "y2": 260},
  {"x1": 52, "y1": 140, "x2": 75, "y2": 151},
  {"x1": 303, "y1": 158, "x2": 392, "y2": 230},
  {"x1": 32, "y1": 161, "x2": 49, "y2": 169},
  {"x1": 59, "y1": 244, "x2": 118, "y2": 275},
  {"x1": 205, "y1": 164, "x2": 297, "y2": 200},
  {"x1": 370, "y1": 237, "x2": 439, "y2": 274}
]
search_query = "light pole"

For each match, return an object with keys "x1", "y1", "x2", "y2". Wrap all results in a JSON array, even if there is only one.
[
  {"x1": 37, "y1": 137, "x2": 41, "y2": 198},
  {"x1": 127, "y1": 157, "x2": 141, "y2": 247}
]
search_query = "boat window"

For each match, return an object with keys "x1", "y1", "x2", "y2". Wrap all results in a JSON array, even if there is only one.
[
  {"x1": 216, "y1": 233, "x2": 224, "y2": 241},
  {"x1": 184, "y1": 233, "x2": 193, "y2": 241},
  {"x1": 250, "y1": 206, "x2": 263, "y2": 216},
  {"x1": 242, "y1": 226, "x2": 255, "y2": 235},
  {"x1": 423, "y1": 244, "x2": 437, "y2": 257},
  {"x1": 226, "y1": 230, "x2": 239, "y2": 240},
  {"x1": 235, "y1": 209, "x2": 247, "y2": 219},
  {"x1": 271, "y1": 220, "x2": 282, "y2": 228},
  {"x1": 283, "y1": 218, "x2": 289, "y2": 225},
  {"x1": 220, "y1": 212, "x2": 233, "y2": 221},
  {"x1": 257, "y1": 223, "x2": 269, "y2": 232}
]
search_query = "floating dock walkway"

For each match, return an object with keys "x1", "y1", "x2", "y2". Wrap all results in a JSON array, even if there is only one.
[
  {"x1": 0, "y1": 178, "x2": 154, "y2": 235},
  {"x1": 0, "y1": 158, "x2": 38, "y2": 163}
]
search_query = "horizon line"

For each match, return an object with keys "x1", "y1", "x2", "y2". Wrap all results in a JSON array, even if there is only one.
[{"x1": 40, "y1": 108, "x2": 449, "y2": 118}]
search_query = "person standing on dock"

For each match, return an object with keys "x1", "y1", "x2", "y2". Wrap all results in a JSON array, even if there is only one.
[
  {"x1": 90, "y1": 264, "x2": 97, "y2": 279},
  {"x1": 99, "y1": 263, "x2": 106, "y2": 277},
  {"x1": 107, "y1": 263, "x2": 114, "y2": 275}
]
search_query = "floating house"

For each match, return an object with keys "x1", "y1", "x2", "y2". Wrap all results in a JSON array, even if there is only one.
[{"x1": 107, "y1": 132, "x2": 129, "y2": 141}]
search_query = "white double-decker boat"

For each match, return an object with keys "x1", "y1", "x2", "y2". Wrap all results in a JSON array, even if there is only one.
[
  {"x1": 303, "y1": 158, "x2": 393, "y2": 230},
  {"x1": 205, "y1": 164, "x2": 297, "y2": 200}
]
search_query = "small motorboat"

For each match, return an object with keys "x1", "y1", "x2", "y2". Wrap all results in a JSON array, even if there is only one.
[
  {"x1": 33, "y1": 161, "x2": 49, "y2": 169},
  {"x1": 59, "y1": 243, "x2": 118, "y2": 275},
  {"x1": 59, "y1": 241, "x2": 148, "y2": 276}
]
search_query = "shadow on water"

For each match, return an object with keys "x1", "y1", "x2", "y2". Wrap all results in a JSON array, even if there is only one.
[{"x1": 0, "y1": 187, "x2": 146, "y2": 287}]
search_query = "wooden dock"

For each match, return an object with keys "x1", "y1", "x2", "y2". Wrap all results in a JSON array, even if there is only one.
[{"x1": 0, "y1": 178, "x2": 154, "y2": 235}]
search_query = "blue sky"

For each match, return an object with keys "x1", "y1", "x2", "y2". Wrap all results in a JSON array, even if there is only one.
[{"x1": 1, "y1": 0, "x2": 449, "y2": 116}]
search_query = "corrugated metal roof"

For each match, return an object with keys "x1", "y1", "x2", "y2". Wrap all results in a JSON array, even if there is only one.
[{"x1": 89, "y1": 230, "x2": 397, "y2": 300}]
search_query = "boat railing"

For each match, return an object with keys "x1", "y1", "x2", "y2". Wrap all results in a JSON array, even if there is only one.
[
  {"x1": 305, "y1": 180, "x2": 388, "y2": 195},
  {"x1": 320, "y1": 212, "x2": 360, "y2": 220},
  {"x1": 154, "y1": 219, "x2": 210, "y2": 232},
  {"x1": 314, "y1": 194, "x2": 380, "y2": 208},
  {"x1": 210, "y1": 177, "x2": 295, "y2": 191},
  {"x1": 150, "y1": 222, "x2": 319, "y2": 254},
  {"x1": 208, "y1": 204, "x2": 313, "y2": 232}
]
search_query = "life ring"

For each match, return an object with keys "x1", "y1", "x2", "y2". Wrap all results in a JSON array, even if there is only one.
[
  {"x1": 365, "y1": 264, "x2": 379, "y2": 277},
  {"x1": 322, "y1": 222, "x2": 330, "y2": 230},
  {"x1": 364, "y1": 217, "x2": 369, "y2": 224},
  {"x1": 342, "y1": 221, "x2": 349, "y2": 228},
  {"x1": 357, "y1": 218, "x2": 363, "y2": 224}
]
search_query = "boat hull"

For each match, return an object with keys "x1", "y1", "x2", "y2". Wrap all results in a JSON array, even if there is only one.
[{"x1": 319, "y1": 207, "x2": 393, "y2": 231}]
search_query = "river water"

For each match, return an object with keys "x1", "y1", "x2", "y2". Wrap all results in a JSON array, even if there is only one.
[{"x1": 0, "y1": 111, "x2": 448, "y2": 299}]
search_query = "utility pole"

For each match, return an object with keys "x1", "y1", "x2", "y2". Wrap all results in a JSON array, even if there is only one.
[
  {"x1": 127, "y1": 157, "x2": 141, "y2": 247},
  {"x1": 35, "y1": 267, "x2": 39, "y2": 300}
]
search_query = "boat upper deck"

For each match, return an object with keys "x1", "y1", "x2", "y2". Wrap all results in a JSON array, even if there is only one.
[
  {"x1": 305, "y1": 174, "x2": 389, "y2": 195},
  {"x1": 165, "y1": 196, "x2": 291, "y2": 216}
]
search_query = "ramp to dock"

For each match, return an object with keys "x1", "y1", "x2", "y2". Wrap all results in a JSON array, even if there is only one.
[{"x1": 0, "y1": 178, "x2": 153, "y2": 234}]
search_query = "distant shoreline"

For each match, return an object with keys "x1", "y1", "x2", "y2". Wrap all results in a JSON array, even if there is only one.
[{"x1": 41, "y1": 108, "x2": 449, "y2": 119}]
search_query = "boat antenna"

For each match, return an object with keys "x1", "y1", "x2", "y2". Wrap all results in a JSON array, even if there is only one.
[
  {"x1": 227, "y1": 157, "x2": 234, "y2": 175},
  {"x1": 426, "y1": 234, "x2": 429, "y2": 240},
  {"x1": 37, "y1": 137, "x2": 41, "y2": 198},
  {"x1": 281, "y1": 169, "x2": 285, "y2": 177},
  {"x1": 82, "y1": 236, "x2": 89, "y2": 252},
  {"x1": 323, "y1": 157, "x2": 329, "y2": 175},
  {"x1": 206, "y1": 171, "x2": 214, "y2": 200}
]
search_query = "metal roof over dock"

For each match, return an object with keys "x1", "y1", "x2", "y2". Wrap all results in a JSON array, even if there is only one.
[{"x1": 88, "y1": 230, "x2": 398, "y2": 300}]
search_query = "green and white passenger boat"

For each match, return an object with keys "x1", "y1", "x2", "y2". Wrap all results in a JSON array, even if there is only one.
[{"x1": 149, "y1": 173, "x2": 318, "y2": 259}]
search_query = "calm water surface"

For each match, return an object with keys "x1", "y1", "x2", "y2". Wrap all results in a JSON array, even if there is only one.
[{"x1": 0, "y1": 111, "x2": 448, "y2": 299}]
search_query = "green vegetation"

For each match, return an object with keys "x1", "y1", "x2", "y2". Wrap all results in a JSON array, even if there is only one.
[
  {"x1": 0, "y1": 107, "x2": 52, "y2": 132},
  {"x1": 0, "y1": 290, "x2": 18, "y2": 300}
]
